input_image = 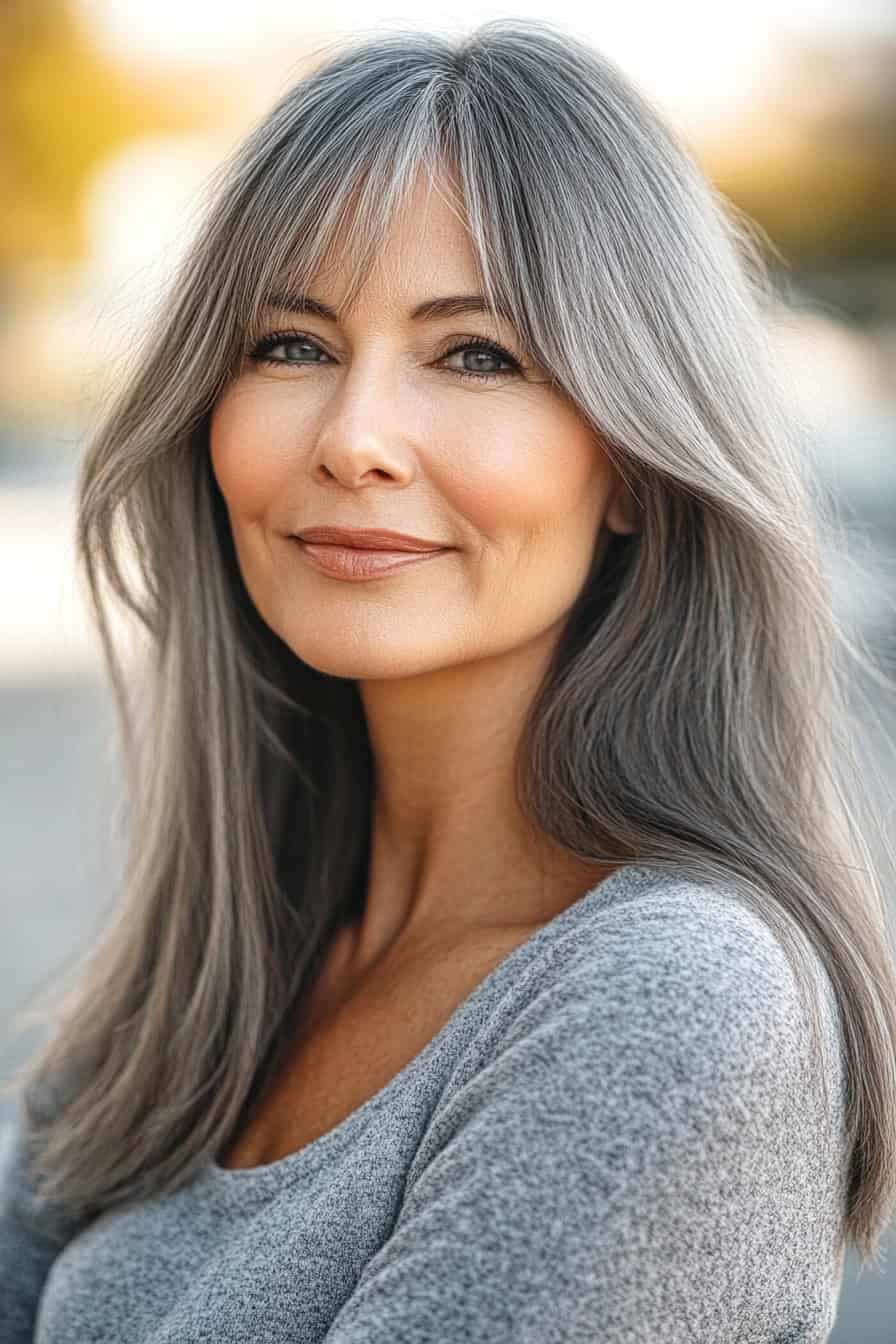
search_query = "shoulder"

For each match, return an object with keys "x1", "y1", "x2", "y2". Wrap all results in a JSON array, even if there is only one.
[
  {"x1": 581, "y1": 867, "x2": 826, "y2": 1012},
  {"x1": 501, "y1": 868, "x2": 843, "y2": 1112}
]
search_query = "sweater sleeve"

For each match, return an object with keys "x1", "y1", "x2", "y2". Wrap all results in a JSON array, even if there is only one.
[
  {"x1": 323, "y1": 890, "x2": 847, "y2": 1344},
  {"x1": 0, "y1": 1098, "x2": 88, "y2": 1343}
]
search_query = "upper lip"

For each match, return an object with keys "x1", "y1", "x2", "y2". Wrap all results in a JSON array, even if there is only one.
[{"x1": 294, "y1": 526, "x2": 449, "y2": 552}]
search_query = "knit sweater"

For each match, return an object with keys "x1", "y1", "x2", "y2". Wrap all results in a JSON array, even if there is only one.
[{"x1": 1, "y1": 861, "x2": 849, "y2": 1342}]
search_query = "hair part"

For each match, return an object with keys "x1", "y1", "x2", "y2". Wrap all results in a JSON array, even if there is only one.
[{"x1": 6, "y1": 16, "x2": 896, "y2": 1271}]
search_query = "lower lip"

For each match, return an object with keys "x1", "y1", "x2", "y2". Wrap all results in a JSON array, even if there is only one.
[{"x1": 293, "y1": 540, "x2": 449, "y2": 580}]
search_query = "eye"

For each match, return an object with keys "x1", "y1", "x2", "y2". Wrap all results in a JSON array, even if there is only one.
[
  {"x1": 439, "y1": 336, "x2": 522, "y2": 382},
  {"x1": 247, "y1": 330, "x2": 524, "y2": 383},
  {"x1": 248, "y1": 331, "x2": 329, "y2": 367}
]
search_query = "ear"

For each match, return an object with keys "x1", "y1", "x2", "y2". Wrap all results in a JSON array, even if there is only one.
[{"x1": 605, "y1": 476, "x2": 640, "y2": 536}]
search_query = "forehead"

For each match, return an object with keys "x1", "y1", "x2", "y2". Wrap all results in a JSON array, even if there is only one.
[
  {"x1": 250, "y1": 160, "x2": 521, "y2": 339},
  {"x1": 259, "y1": 275, "x2": 519, "y2": 339},
  {"x1": 309, "y1": 175, "x2": 482, "y2": 317}
]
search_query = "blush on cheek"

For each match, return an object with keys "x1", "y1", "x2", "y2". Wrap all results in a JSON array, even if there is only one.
[
  {"x1": 447, "y1": 449, "x2": 541, "y2": 537},
  {"x1": 209, "y1": 393, "x2": 287, "y2": 523},
  {"x1": 459, "y1": 473, "x2": 566, "y2": 545}
]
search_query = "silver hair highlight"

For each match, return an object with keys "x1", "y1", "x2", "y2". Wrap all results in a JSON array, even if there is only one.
[{"x1": 6, "y1": 17, "x2": 896, "y2": 1270}]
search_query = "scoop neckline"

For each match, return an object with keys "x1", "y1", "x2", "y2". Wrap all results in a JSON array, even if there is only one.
[{"x1": 198, "y1": 861, "x2": 661, "y2": 1199}]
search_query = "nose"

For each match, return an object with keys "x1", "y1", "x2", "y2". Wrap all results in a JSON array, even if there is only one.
[{"x1": 309, "y1": 355, "x2": 415, "y2": 489}]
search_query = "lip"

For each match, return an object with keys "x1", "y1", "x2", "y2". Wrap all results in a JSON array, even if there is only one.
[
  {"x1": 294, "y1": 526, "x2": 448, "y2": 552},
  {"x1": 293, "y1": 539, "x2": 448, "y2": 581}
]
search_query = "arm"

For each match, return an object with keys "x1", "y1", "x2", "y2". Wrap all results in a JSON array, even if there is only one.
[
  {"x1": 323, "y1": 890, "x2": 847, "y2": 1343},
  {"x1": 0, "y1": 1098, "x2": 87, "y2": 1342}
]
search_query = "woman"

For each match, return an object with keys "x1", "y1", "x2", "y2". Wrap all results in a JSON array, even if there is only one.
[{"x1": 2, "y1": 17, "x2": 896, "y2": 1342}]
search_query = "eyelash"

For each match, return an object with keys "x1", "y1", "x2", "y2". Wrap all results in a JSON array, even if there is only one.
[{"x1": 246, "y1": 329, "x2": 523, "y2": 383}]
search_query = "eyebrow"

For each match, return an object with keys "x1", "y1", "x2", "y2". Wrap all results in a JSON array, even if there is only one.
[{"x1": 261, "y1": 289, "x2": 515, "y2": 326}]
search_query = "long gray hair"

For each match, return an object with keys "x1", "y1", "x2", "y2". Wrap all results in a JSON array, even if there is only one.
[{"x1": 7, "y1": 17, "x2": 896, "y2": 1268}]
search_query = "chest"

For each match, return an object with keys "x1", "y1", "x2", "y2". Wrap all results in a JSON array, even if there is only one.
[{"x1": 217, "y1": 927, "x2": 535, "y2": 1169}]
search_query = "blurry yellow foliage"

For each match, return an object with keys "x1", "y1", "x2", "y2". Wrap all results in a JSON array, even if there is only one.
[
  {"x1": 0, "y1": 0, "x2": 204, "y2": 274},
  {"x1": 703, "y1": 124, "x2": 896, "y2": 266}
]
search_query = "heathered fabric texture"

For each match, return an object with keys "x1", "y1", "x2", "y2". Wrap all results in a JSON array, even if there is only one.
[{"x1": 1, "y1": 862, "x2": 849, "y2": 1343}]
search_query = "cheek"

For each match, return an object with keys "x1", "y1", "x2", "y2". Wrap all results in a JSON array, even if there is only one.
[
  {"x1": 208, "y1": 384, "x2": 294, "y2": 521},
  {"x1": 445, "y1": 406, "x2": 604, "y2": 541}
]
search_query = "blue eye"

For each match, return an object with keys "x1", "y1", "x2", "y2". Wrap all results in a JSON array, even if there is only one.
[
  {"x1": 247, "y1": 330, "x2": 523, "y2": 383},
  {"x1": 250, "y1": 333, "x2": 327, "y2": 366},
  {"x1": 440, "y1": 337, "x2": 521, "y2": 381}
]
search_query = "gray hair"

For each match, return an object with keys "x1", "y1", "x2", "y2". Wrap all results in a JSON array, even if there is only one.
[{"x1": 7, "y1": 16, "x2": 896, "y2": 1269}]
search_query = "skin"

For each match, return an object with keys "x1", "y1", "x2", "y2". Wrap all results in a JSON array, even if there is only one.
[{"x1": 209, "y1": 168, "x2": 640, "y2": 991}]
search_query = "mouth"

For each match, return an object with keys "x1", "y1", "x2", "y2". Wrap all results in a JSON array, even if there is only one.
[
  {"x1": 294, "y1": 526, "x2": 447, "y2": 552},
  {"x1": 292, "y1": 538, "x2": 449, "y2": 581}
]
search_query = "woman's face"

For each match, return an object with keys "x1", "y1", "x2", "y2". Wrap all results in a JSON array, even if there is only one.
[{"x1": 209, "y1": 171, "x2": 637, "y2": 681}]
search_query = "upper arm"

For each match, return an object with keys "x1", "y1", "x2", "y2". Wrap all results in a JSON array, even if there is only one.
[
  {"x1": 0, "y1": 1099, "x2": 87, "y2": 1343},
  {"x1": 1, "y1": 1110, "x2": 54, "y2": 1341},
  {"x1": 323, "y1": 890, "x2": 846, "y2": 1344}
]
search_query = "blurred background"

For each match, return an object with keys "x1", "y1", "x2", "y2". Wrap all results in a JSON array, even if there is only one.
[{"x1": 1, "y1": 0, "x2": 894, "y2": 1336}]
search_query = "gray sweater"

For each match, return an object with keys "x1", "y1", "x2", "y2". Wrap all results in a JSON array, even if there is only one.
[{"x1": 1, "y1": 862, "x2": 849, "y2": 1342}]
